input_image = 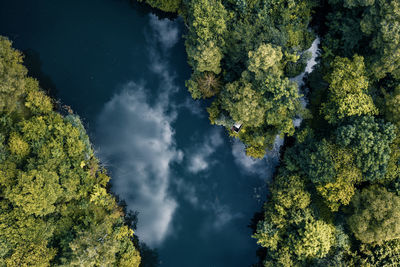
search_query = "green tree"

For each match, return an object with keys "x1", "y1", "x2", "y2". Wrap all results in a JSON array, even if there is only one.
[
  {"x1": 221, "y1": 80, "x2": 266, "y2": 128},
  {"x1": 253, "y1": 174, "x2": 336, "y2": 265},
  {"x1": 69, "y1": 218, "x2": 135, "y2": 266},
  {"x1": 384, "y1": 85, "x2": 400, "y2": 127},
  {"x1": 325, "y1": 0, "x2": 400, "y2": 79},
  {"x1": 185, "y1": 0, "x2": 228, "y2": 99},
  {"x1": 321, "y1": 55, "x2": 377, "y2": 124},
  {"x1": 188, "y1": 41, "x2": 223, "y2": 74},
  {"x1": 348, "y1": 186, "x2": 400, "y2": 244},
  {"x1": 355, "y1": 239, "x2": 400, "y2": 266},
  {"x1": 5, "y1": 168, "x2": 62, "y2": 216},
  {"x1": 254, "y1": 175, "x2": 311, "y2": 250},
  {"x1": 296, "y1": 139, "x2": 337, "y2": 184},
  {"x1": 336, "y1": 116, "x2": 396, "y2": 182},
  {"x1": 313, "y1": 144, "x2": 361, "y2": 211},
  {"x1": 285, "y1": 137, "x2": 361, "y2": 211},
  {"x1": 214, "y1": 43, "x2": 300, "y2": 157},
  {"x1": 360, "y1": 0, "x2": 400, "y2": 79},
  {"x1": 138, "y1": 0, "x2": 182, "y2": 13},
  {"x1": 24, "y1": 78, "x2": 52, "y2": 114},
  {"x1": 185, "y1": 0, "x2": 227, "y2": 74},
  {"x1": 0, "y1": 205, "x2": 56, "y2": 267},
  {"x1": 247, "y1": 43, "x2": 283, "y2": 79},
  {"x1": 0, "y1": 36, "x2": 27, "y2": 112},
  {"x1": 8, "y1": 132, "x2": 29, "y2": 159},
  {"x1": 293, "y1": 219, "x2": 336, "y2": 260}
]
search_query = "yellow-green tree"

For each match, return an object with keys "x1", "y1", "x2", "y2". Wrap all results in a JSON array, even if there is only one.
[
  {"x1": 321, "y1": 55, "x2": 377, "y2": 124},
  {"x1": 0, "y1": 36, "x2": 27, "y2": 112},
  {"x1": 349, "y1": 186, "x2": 400, "y2": 244},
  {"x1": 138, "y1": 0, "x2": 182, "y2": 13},
  {"x1": 215, "y1": 43, "x2": 300, "y2": 158}
]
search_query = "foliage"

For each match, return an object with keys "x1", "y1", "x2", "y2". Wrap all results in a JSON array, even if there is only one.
[
  {"x1": 314, "y1": 144, "x2": 361, "y2": 211},
  {"x1": 321, "y1": 55, "x2": 377, "y2": 124},
  {"x1": 285, "y1": 51, "x2": 312, "y2": 77},
  {"x1": 252, "y1": 0, "x2": 400, "y2": 261},
  {"x1": 285, "y1": 136, "x2": 361, "y2": 211},
  {"x1": 6, "y1": 0, "x2": 399, "y2": 264},
  {"x1": 336, "y1": 116, "x2": 396, "y2": 182},
  {"x1": 361, "y1": 0, "x2": 400, "y2": 79},
  {"x1": 0, "y1": 36, "x2": 27, "y2": 113},
  {"x1": 247, "y1": 43, "x2": 283, "y2": 79},
  {"x1": 355, "y1": 239, "x2": 400, "y2": 266},
  {"x1": 348, "y1": 186, "x2": 400, "y2": 244},
  {"x1": 138, "y1": 0, "x2": 182, "y2": 13},
  {"x1": 185, "y1": 0, "x2": 227, "y2": 74},
  {"x1": 383, "y1": 85, "x2": 400, "y2": 127},
  {"x1": 214, "y1": 43, "x2": 300, "y2": 157},
  {"x1": 293, "y1": 219, "x2": 335, "y2": 260},
  {"x1": 324, "y1": 0, "x2": 400, "y2": 80},
  {"x1": 253, "y1": 174, "x2": 336, "y2": 265},
  {"x1": 184, "y1": 0, "x2": 228, "y2": 100},
  {"x1": 196, "y1": 72, "x2": 221, "y2": 98}
]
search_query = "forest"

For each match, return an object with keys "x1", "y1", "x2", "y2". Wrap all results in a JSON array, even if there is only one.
[
  {"x1": 141, "y1": 0, "x2": 400, "y2": 265},
  {"x1": 1, "y1": 0, "x2": 400, "y2": 266}
]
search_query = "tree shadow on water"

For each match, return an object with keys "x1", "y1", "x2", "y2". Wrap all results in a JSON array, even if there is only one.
[
  {"x1": 116, "y1": 197, "x2": 161, "y2": 267},
  {"x1": 249, "y1": 210, "x2": 268, "y2": 267},
  {"x1": 111, "y1": 0, "x2": 178, "y2": 20},
  {"x1": 22, "y1": 49, "x2": 58, "y2": 99},
  {"x1": 139, "y1": 242, "x2": 161, "y2": 267}
]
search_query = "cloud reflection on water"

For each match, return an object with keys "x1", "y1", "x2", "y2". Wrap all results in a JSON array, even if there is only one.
[
  {"x1": 96, "y1": 84, "x2": 182, "y2": 246},
  {"x1": 231, "y1": 136, "x2": 283, "y2": 180},
  {"x1": 95, "y1": 14, "x2": 181, "y2": 247},
  {"x1": 187, "y1": 128, "x2": 223, "y2": 173},
  {"x1": 149, "y1": 14, "x2": 179, "y2": 50}
]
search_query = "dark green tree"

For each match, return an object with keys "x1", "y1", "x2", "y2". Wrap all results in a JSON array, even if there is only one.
[{"x1": 336, "y1": 116, "x2": 396, "y2": 182}]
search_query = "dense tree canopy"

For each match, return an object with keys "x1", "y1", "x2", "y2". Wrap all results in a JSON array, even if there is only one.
[
  {"x1": 0, "y1": 36, "x2": 27, "y2": 113},
  {"x1": 324, "y1": 0, "x2": 400, "y2": 80},
  {"x1": 321, "y1": 55, "x2": 377, "y2": 123},
  {"x1": 208, "y1": 43, "x2": 300, "y2": 157},
  {"x1": 336, "y1": 116, "x2": 396, "y2": 182},
  {"x1": 253, "y1": 174, "x2": 336, "y2": 265},
  {"x1": 244, "y1": 0, "x2": 400, "y2": 264},
  {"x1": 348, "y1": 186, "x2": 400, "y2": 244}
]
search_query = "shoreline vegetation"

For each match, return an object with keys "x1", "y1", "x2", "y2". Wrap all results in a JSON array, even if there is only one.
[
  {"x1": 140, "y1": 0, "x2": 315, "y2": 158},
  {"x1": 0, "y1": 37, "x2": 141, "y2": 266},
  {"x1": 141, "y1": 0, "x2": 400, "y2": 266}
]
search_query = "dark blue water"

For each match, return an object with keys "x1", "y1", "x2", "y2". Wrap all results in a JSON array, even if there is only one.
[{"x1": 0, "y1": 1, "x2": 280, "y2": 266}]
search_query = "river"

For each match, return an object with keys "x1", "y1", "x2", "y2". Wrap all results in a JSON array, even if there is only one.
[{"x1": 0, "y1": 0, "x2": 280, "y2": 266}]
